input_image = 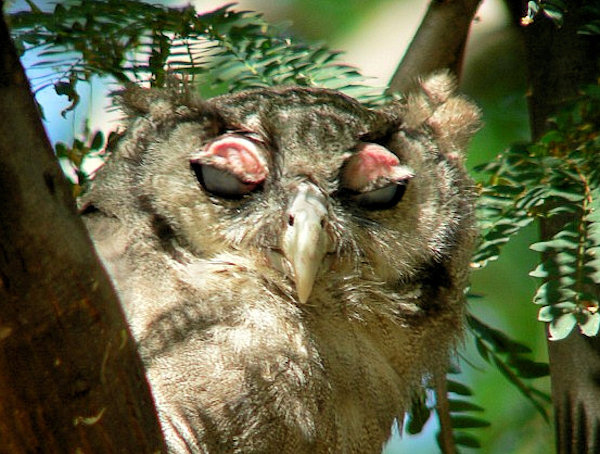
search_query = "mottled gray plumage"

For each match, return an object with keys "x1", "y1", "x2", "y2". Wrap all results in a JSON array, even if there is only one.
[{"x1": 81, "y1": 72, "x2": 480, "y2": 453}]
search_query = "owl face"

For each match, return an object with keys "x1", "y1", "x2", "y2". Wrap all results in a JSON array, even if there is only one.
[{"x1": 131, "y1": 86, "x2": 474, "y2": 306}]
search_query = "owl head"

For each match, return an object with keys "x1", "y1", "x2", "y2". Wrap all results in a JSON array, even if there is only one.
[{"x1": 87, "y1": 72, "x2": 480, "y2": 312}]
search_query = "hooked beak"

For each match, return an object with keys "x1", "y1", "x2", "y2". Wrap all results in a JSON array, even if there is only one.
[{"x1": 281, "y1": 183, "x2": 330, "y2": 304}]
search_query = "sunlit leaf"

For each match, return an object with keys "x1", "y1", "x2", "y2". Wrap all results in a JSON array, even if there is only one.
[
  {"x1": 530, "y1": 238, "x2": 578, "y2": 252},
  {"x1": 548, "y1": 313, "x2": 577, "y2": 340},
  {"x1": 579, "y1": 312, "x2": 600, "y2": 337}
]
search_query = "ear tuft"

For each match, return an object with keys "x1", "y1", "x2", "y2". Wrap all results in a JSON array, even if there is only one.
[
  {"x1": 115, "y1": 85, "x2": 179, "y2": 122},
  {"x1": 429, "y1": 95, "x2": 482, "y2": 157},
  {"x1": 115, "y1": 84, "x2": 154, "y2": 115},
  {"x1": 115, "y1": 84, "x2": 219, "y2": 124},
  {"x1": 420, "y1": 70, "x2": 456, "y2": 104},
  {"x1": 403, "y1": 70, "x2": 482, "y2": 158}
]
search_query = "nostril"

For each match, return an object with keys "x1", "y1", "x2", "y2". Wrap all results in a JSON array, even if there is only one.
[
  {"x1": 320, "y1": 218, "x2": 325, "y2": 228},
  {"x1": 288, "y1": 214, "x2": 295, "y2": 227}
]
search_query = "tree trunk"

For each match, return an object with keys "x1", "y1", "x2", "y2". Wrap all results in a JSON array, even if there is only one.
[
  {"x1": 0, "y1": 8, "x2": 166, "y2": 453},
  {"x1": 506, "y1": 1, "x2": 600, "y2": 452}
]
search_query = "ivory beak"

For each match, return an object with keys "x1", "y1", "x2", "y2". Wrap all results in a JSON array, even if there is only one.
[{"x1": 282, "y1": 183, "x2": 329, "y2": 304}]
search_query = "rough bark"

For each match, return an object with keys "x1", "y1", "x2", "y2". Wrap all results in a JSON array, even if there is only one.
[
  {"x1": 387, "y1": 0, "x2": 483, "y2": 94},
  {"x1": 506, "y1": 1, "x2": 600, "y2": 452},
  {"x1": 0, "y1": 7, "x2": 166, "y2": 453},
  {"x1": 514, "y1": 1, "x2": 600, "y2": 139}
]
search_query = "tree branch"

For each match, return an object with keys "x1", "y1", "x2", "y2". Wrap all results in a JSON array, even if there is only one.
[
  {"x1": 387, "y1": 0, "x2": 482, "y2": 94},
  {"x1": 0, "y1": 7, "x2": 165, "y2": 452},
  {"x1": 435, "y1": 374, "x2": 457, "y2": 454}
]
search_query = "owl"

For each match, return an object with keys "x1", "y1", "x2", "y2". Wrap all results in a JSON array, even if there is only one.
[{"x1": 80, "y1": 72, "x2": 481, "y2": 453}]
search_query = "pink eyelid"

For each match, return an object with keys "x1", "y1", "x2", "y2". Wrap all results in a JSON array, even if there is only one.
[
  {"x1": 191, "y1": 136, "x2": 269, "y2": 184},
  {"x1": 342, "y1": 143, "x2": 413, "y2": 191}
]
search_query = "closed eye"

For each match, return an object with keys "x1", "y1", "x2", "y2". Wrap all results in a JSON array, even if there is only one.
[
  {"x1": 353, "y1": 181, "x2": 409, "y2": 210},
  {"x1": 338, "y1": 142, "x2": 413, "y2": 210},
  {"x1": 189, "y1": 134, "x2": 268, "y2": 200},
  {"x1": 191, "y1": 163, "x2": 259, "y2": 199}
]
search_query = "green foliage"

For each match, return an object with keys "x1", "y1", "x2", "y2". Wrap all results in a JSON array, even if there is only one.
[
  {"x1": 8, "y1": 0, "x2": 384, "y2": 111},
  {"x1": 522, "y1": 0, "x2": 567, "y2": 27},
  {"x1": 407, "y1": 375, "x2": 491, "y2": 451},
  {"x1": 439, "y1": 376, "x2": 491, "y2": 451},
  {"x1": 55, "y1": 128, "x2": 108, "y2": 197},
  {"x1": 475, "y1": 84, "x2": 600, "y2": 340},
  {"x1": 522, "y1": 0, "x2": 600, "y2": 35},
  {"x1": 467, "y1": 314, "x2": 550, "y2": 418},
  {"x1": 406, "y1": 390, "x2": 432, "y2": 435}
]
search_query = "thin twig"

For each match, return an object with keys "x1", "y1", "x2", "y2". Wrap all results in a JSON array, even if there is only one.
[{"x1": 435, "y1": 373, "x2": 457, "y2": 454}]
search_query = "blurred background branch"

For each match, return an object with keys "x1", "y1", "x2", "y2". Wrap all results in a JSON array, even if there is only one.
[{"x1": 387, "y1": 0, "x2": 483, "y2": 93}]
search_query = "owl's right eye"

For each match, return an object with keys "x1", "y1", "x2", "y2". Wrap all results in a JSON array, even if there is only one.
[
  {"x1": 190, "y1": 135, "x2": 268, "y2": 199},
  {"x1": 192, "y1": 164, "x2": 258, "y2": 199}
]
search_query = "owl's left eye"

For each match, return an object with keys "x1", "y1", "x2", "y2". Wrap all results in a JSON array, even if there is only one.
[
  {"x1": 339, "y1": 142, "x2": 414, "y2": 210},
  {"x1": 353, "y1": 181, "x2": 409, "y2": 210}
]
